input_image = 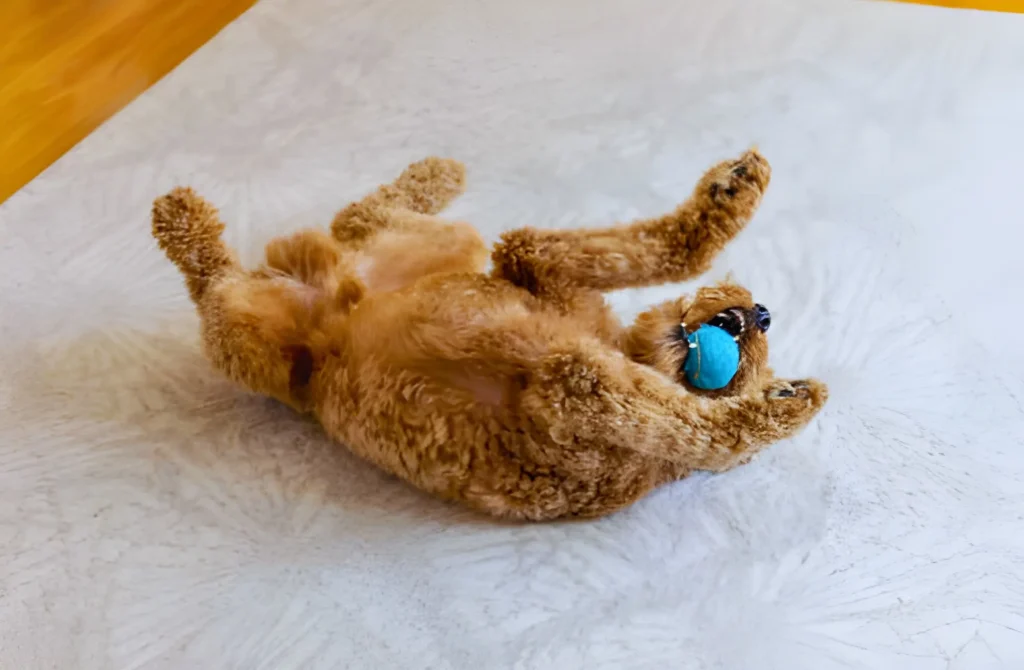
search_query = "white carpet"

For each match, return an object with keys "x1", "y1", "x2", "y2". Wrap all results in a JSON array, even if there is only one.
[{"x1": 3, "y1": 0, "x2": 1024, "y2": 667}]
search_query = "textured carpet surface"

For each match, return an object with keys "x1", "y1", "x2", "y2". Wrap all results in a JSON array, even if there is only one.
[{"x1": 2, "y1": 0, "x2": 1024, "y2": 667}]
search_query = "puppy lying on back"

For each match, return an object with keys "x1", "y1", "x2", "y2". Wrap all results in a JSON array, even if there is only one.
[{"x1": 152, "y1": 151, "x2": 826, "y2": 521}]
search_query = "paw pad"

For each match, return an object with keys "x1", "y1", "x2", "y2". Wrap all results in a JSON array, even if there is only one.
[{"x1": 767, "y1": 380, "x2": 812, "y2": 400}]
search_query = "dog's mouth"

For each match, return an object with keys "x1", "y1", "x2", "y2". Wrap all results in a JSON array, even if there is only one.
[{"x1": 676, "y1": 303, "x2": 771, "y2": 344}]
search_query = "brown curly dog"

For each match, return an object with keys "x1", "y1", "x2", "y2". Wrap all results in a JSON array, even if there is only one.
[{"x1": 152, "y1": 150, "x2": 827, "y2": 521}]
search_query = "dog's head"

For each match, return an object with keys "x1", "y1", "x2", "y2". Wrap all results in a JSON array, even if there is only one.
[{"x1": 620, "y1": 281, "x2": 772, "y2": 397}]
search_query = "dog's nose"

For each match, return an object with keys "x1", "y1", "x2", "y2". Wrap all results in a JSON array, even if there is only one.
[{"x1": 753, "y1": 304, "x2": 771, "y2": 332}]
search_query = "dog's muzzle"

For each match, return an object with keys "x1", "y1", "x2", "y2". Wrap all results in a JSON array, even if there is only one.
[{"x1": 706, "y1": 304, "x2": 771, "y2": 339}]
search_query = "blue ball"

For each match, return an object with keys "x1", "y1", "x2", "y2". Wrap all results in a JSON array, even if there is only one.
[{"x1": 684, "y1": 325, "x2": 740, "y2": 390}]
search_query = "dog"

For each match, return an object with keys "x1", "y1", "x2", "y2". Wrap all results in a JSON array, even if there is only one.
[{"x1": 151, "y1": 150, "x2": 826, "y2": 521}]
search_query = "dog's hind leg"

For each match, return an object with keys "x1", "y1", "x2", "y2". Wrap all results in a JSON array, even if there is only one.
[
  {"x1": 153, "y1": 188, "x2": 339, "y2": 412},
  {"x1": 327, "y1": 157, "x2": 488, "y2": 290},
  {"x1": 330, "y1": 157, "x2": 468, "y2": 249}
]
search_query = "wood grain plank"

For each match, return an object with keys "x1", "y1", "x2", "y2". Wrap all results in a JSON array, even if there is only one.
[
  {"x1": 887, "y1": 0, "x2": 1024, "y2": 13},
  {"x1": 0, "y1": 0, "x2": 258, "y2": 204}
]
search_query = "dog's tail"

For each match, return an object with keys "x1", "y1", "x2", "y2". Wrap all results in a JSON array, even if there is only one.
[{"x1": 152, "y1": 187, "x2": 239, "y2": 303}]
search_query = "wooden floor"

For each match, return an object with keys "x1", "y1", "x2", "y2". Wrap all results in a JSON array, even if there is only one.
[
  {"x1": 0, "y1": 0, "x2": 257, "y2": 204},
  {"x1": 890, "y1": 0, "x2": 1024, "y2": 11}
]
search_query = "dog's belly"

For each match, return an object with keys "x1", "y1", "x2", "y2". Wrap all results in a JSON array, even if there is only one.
[
  {"x1": 402, "y1": 272, "x2": 542, "y2": 324},
  {"x1": 343, "y1": 272, "x2": 562, "y2": 370},
  {"x1": 310, "y1": 272, "x2": 540, "y2": 488},
  {"x1": 309, "y1": 273, "x2": 664, "y2": 518},
  {"x1": 313, "y1": 358, "x2": 664, "y2": 519}
]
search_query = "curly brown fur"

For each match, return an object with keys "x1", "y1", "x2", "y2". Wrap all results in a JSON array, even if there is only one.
[{"x1": 152, "y1": 153, "x2": 827, "y2": 521}]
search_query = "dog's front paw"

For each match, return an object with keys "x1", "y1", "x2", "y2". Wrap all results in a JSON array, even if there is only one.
[
  {"x1": 767, "y1": 378, "x2": 827, "y2": 401},
  {"x1": 763, "y1": 378, "x2": 828, "y2": 429}
]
